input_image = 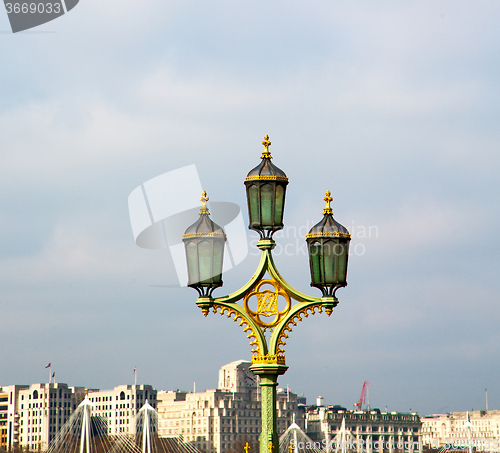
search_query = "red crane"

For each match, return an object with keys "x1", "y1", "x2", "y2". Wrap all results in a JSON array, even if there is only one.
[{"x1": 353, "y1": 381, "x2": 371, "y2": 411}]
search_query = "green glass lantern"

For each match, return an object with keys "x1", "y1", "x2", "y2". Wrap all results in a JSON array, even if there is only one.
[
  {"x1": 306, "y1": 191, "x2": 351, "y2": 297},
  {"x1": 244, "y1": 135, "x2": 289, "y2": 239},
  {"x1": 182, "y1": 191, "x2": 227, "y2": 298}
]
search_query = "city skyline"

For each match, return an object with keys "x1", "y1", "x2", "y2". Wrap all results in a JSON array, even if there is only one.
[
  {"x1": 1, "y1": 0, "x2": 500, "y2": 418},
  {"x1": 1, "y1": 359, "x2": 493, "y2": 417}
]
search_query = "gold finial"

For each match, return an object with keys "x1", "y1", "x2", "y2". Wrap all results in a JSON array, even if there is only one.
[
  {"x1": 268, "y1": 441, "x2": 274, "y2": 453},
  {"x1": 244, "y1": 442, "x2": 251, "y2": 453},
  {"x1": 261, "y1": 135, "x2": 272, "y2": 159},
  {"x1": 199, "y1": 190, "x2": 210, "y2": 215},
  {"x1": 323, "y1": 190, "x2": 333, "y2": 215},
  {"x1": 289, "y1": 444, "x2": 295, "y2": 453}
]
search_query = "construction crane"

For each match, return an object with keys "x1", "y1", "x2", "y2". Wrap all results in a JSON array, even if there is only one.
[{"x1": 353, "y1": 381, "x2": 371, "y2": 411}]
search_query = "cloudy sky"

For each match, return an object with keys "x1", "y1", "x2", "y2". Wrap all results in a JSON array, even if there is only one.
[{"x1": 1, "y1": 0, "x2": 500, "y2": 417}]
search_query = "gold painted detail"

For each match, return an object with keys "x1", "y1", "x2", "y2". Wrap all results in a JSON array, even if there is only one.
[
  {"x1": 244, "y1": 175, "x2": 289, "y2": 182},
  {"x1": 244, "y1": 280, "x2": 291, "y2": 328},
  {"x1": 182, "y1": 232, "x2": 226, "y2": 239},
  {"x1": 323, "y1": 190, "x2": 333, "y2": 215},
  {"x1": 275, "y1": 304, "x2": 323, "y2": 355},
  {"x1": 305, "y1": 232, "x2": 351, "y2": 239},
  {"x1": 199, "y1": 190, "x2": 210, "y2": 215},
  {"x1": 244, "y1": 442, "x2": 251, "y2": 453},
  {"x1": 213, "y1": 304, "x2": 262, "y2": 356},
  {"x1": 252, "y1": 354, "x2": 286, "y2": 365},
  {"x1": 268, "y1": 441, "x2": 275, "y2": 453},
  {"x1": 261, "y1": 134, "x2": 272, "y2": 159}
]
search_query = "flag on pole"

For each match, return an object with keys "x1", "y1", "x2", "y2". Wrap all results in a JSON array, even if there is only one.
[
  {"x1": 45, "y1": 363, "x2": 51, "y2": 369},
  {"x1": 52, "y1": 372, "x2": 55, "y2": 378},
  {"x1": 134, "y1": 366, "x2": 137, "y2": 386}
]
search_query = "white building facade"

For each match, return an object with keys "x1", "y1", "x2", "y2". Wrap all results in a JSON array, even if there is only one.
[
  {"x1": 305, "y1": 406, "x2": 422, "y2": 453},
  {"x1": 0, "y1": 382, "x2": 156, "y2": 451},
  {"x1": 421, "y1": 411, "x2": 500, "y2": 450},
  {"x1": 157, "y1": 360, "x2": 303, "y2": 453},
  {"x1": 0, "y1": 382, "x2": 86, "y2": 451},
  {"x1": 87, "y1": 384, "x2": 157, "y2": 436}
]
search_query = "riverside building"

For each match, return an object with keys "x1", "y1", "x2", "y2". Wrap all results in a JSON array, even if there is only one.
[
  {"x1": 156, "y1": 360, "x2": 303, "y2": 453},
  {"x1": 305, "y1": 402, "x2": 422, "y2": 453},
  {"x1": 0, "y1": 382, "x2": 85, "y2": 451},
  {"x1": 87, "y1": 384, "x2": 157, "y2": 435},
  {"x1": 0, "y1": 382, "x2": 156, "y2": 451},
  {"x1": 421, "y1": 411, "x2": 500, "y2": 449}
]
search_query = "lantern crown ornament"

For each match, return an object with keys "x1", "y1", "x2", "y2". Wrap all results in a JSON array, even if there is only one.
[
  {"x1": 306, "y1": 191, "x2": 351, "y2": 297},
  {"x1": 182, "y1": 190, "x2": 227, "y2": 300},
  {"x1": 244, "y1": 135, "x2": 289, "y2": 240}
]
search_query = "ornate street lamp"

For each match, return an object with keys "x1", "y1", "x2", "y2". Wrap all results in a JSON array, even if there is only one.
[
  {"x1": 182, "y1": 191, "x2": 227, "y2": 304},
  {"x1": 244, "y1": 135, "x2": 288, "y2": 240},
  {"x1": 183, "y1": 136, "x2": 351, "y2": 453},
  {"x1": 306, "y1": 191, "x2": 351, "y2": 298}
]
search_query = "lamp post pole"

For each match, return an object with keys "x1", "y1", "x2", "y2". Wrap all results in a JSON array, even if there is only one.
[{"x1": 182, "y1": 136, "x2": 351, "y2": 453}]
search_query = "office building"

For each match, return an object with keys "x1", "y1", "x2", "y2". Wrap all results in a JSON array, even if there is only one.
[
  {"x1": 305, "y1": 403, "x2": 422, "y2": 453},
  {"x1": 421, "y1": 411, "x2": 500, "y2": 449},
  {"x1": 157, "y1": 360, "x2": 303, "y2": 453}
]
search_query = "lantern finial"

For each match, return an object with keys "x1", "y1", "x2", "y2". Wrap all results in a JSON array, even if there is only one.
[
  {"x1": 323, "y1": 191, "x2": 333, "y2": 215},
  {"x1": 200, "y1": 190, "x2": 210, "y2": 215},
  {"x1": 261, "y1": 135, "x2": 272, "y2": 159}
]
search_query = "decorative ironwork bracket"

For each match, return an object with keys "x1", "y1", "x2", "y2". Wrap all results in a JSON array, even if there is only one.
[{"x1": 195, "y1": 238, "x2": 339, "y2": 366}]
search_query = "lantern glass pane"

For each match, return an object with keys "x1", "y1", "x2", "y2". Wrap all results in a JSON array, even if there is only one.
[
  {"x1": 323, "y1": 240, "x2": 337, "y2": 283},
  {"x1": 338, "y1": 241, "x2": 349, "y2": 283},
  {"x1": 186, "y1": 242, "x2": 199, "y2": 284},
  {"x1": 260, "y1": 183, "x2": 273, "y2": 226},
  {"x1": 198, "y1": 240, "x2": 212, "y2": 283},
  {"x1": 310, "y1": 242, "x2": 323, "y2": 284},
  {"x1": 274, "y1": 184, "x2": 284, "y2": 225},
  {"x1": 249, "y1": 184, "x2": 260, "y2": 226},
  {"x1": 213, "y1": 241, "x2": 224, "y2": 283}
]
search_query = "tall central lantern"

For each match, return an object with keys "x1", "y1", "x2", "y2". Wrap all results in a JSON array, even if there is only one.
[{"x1": 244, "y1": 135, "x2": 289, "y2": 240}]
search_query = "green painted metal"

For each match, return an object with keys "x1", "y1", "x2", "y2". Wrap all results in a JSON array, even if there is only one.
[
  {"x1": 194, "y1": 237, "x2": 345, "y2": 453},
  {"x1": 248, "y1": 365, "x2": 287, "y2": 453}
]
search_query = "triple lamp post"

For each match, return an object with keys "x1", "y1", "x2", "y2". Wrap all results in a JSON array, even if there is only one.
[{"x1": 182, "y1": 136, "x2": 351, "y2": 453}]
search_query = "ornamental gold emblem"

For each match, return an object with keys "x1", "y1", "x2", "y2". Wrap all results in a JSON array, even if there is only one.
[{"x1": 243, "y1": 279, "x2": 291, "y2": 328}]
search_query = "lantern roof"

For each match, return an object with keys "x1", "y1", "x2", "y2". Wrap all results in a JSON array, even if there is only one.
[
  {"x1": 245, "y1": 135, "x2": 288, "y2": 182},
  {"x1": 306, "y1": 191, "x2": 351, "y2": 239},
  {"x1": 183, "y1": 191, "x2": 226, "y2": 239}
]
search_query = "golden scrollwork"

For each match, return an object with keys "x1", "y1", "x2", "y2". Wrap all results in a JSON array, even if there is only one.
[
  {"x1": 213, "y1": 304, "x2": 262, "y2": 356},
  {"x1": 251, "y1": 354, "x2": 286, "y2": 365},
  {"x1": 244, "y1": 279, "x2": 291, "y2": 328},
  {"x1": 275, "y1": 304, "x2": 323, "y2": 355}
]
